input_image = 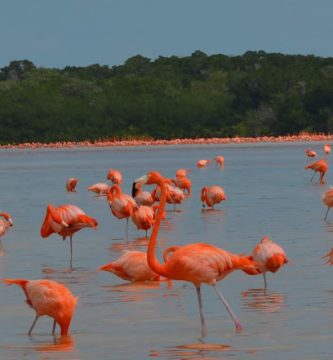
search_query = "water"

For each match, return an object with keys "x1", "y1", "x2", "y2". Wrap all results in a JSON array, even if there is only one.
[{"x1": 0, "y1": 142, "x2": 333, "y2": 359}]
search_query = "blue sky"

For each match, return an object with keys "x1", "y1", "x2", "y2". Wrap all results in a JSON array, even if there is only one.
[{"x1": 1, "y1": 0, "x2": 332, "y2": 68}]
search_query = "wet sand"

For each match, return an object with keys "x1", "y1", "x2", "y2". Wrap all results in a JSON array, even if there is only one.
[{"x1": 1, "y1": 133, "x2": 333, "y2": 150}]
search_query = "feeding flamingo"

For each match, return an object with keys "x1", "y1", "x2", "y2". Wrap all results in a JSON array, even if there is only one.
[
  {"x1": 251, "y1": 236, "x2": 288, "y2": 288},
  {"x1": 107, "y1": 185, "x2": 137, "y2": 239},
  {"x1": 107, "y1": 169, "x2": 122, "y2": 185},
  {"x1": 66, "y1": 178, "x2": 78, "y2": 192},
  {"x1": 305, "y1": 159, "x2": 328, "y2": 184},
  {"x1": 197, "y1": 160, "x2": 211, "y2": 169},
  {"x1": 133, "y1": 171, "x2": 261, "y2": 338},
  {"x1": 305, "y1": 148, "x2": 317, "y2": 158},
  {"x1": 87, "y1": 182, "x2": 110, "y2": 196},
  {"x1": 201, "y1": 186, "x2": 226, "y2": 208},
  {"x1": 40, "y1": 204, "x2": 98, "y2": 268},
  {"x1": 3, "y1": 278, "x2": 78, "y2": 335},
  {"x1": 98, "y1": 250, "x2": 160, "y2": 282}
]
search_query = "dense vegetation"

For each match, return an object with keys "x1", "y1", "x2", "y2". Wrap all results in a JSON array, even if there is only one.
[{"x1": 1, "y1": 51, "x2": 333, "y2": 144}]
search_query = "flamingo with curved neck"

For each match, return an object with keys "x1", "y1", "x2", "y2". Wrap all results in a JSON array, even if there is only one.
[{"x1": 133, "y1": 171, "x2": 261, "y2": 338}]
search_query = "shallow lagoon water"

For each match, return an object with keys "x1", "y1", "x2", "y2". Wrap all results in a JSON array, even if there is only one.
[{"x1": 1, "y1": 142, "x2": 333, "y2": 359}]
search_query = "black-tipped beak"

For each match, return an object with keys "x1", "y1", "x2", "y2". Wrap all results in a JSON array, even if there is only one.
[{"x1": 132, "y1": 182, "x2": 138, "y2": 198}]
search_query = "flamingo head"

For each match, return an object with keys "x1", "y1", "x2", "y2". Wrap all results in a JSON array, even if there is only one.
[
  {"x1": 0, "y1": 213, "x2": 13, "y2": 226},
  {"x1": 133, "y1": 171, "x2": 165, "y2": 189}
]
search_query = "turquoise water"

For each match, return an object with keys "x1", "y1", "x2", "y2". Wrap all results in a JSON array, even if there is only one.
[{"x1": 0, "y1": 142, "x2": 333, "y2": 359}]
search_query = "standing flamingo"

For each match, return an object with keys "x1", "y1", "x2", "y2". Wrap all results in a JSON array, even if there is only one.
[
  {"x1": 107, "y1": 169, "x2": 122, "y2": 185},
  {"x1": 197, "y1": 160, "x2": 211, "y2": 169},
  {"x1": 322, "y1": 187, "x2": 333, "y2": 220},
  {"x1": 131, "y1": 205, "x2": 156, "y2": 237},
  {"x1": 40, "y1": 204, "x2": 98, "y2": 268},
  {"x1": 305, "y1": 159, "x2": 328, "y2": 184},
  {"x1": 98, "y1": 250, "x2": 160, "y2": 282},
  {"x1": 201, "y1": 186, "x2": 226, "y2": 208},
  {"x1": 171, "y1": 176, "x2": 192, "y2": 195},
  {"x1": 251, "y1": 236, "x2": 288, "y2": 288},
  {"x1": 66, "y1": 178, "x2": 79, "y2": 192},
  {"x1": 107, "y1": 185, "x2": 137, "y2": 239},
  {"x1": 87, "y1": 182, "x2": 110, "y2": 196},
  {"x1": 3, "y1": 279, "x2": 78, "y2": 335},
  {"x1": 133, "y1": 171, "x2": 261, "y2": 338},
  {"x1": 324, "y1": 144, "x2": 331, "y2": 155},
  {"x1": 215, "y1": 156, "x2": 225, "y2": 168},
  {"x1": 132, "y1": 184, "x2": 154, "y2": 206},
  {"x1": 0, "y1": 212, "x2": 13, "y2": 238}
]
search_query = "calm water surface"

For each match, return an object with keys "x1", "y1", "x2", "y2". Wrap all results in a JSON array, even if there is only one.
[{"x1": 1, "y1": 142, "x2": 333, "y2": 359}]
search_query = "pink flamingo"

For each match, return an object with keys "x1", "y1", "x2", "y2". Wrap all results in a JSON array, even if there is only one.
[
  {"x1": 305, "y1": 159, "x2": 328, "y2": 184},
  {"x1": 98, "y1": 250, "x2": 160, "y2": 282},
  {"x1": 322, "y1": 187, "x2": 333, "y2": 220},
  {"x1": 251, "y1": 236, "x2": 288, "y2": 288},
  {"x1": 305, "y1": 148, "x2": 317, "y2": 158},
  {"x1": 171, "y1": 176, "x2": 192, "y2": 195},
  {"x1": 40, "y1": 204, "x2": 98, "y2": 268},
  {"x1": 87, "y1": 182, "x2": 110, "y2": 196},
  {"x1": 197, "y1": 160, "x2": 211, "y2": 169},
  {"x1": 215, "y1": 156, "x2": 225, "y2": 168},
  {"x1": 201, "y1": 186, "x2": 226, "y2": 208},
  {"x1": 324, "y1": 144, "x2": 331, "y2": 155},
  {"x1": 132, "y1": 184, "x2": 154, "y2": 206},
  {"x1": 107, "y1": 169, "x2": 122, "y2": 185},
  {"x1": 3, "y1": 278, "x2": 78, "y2": 335},
  {"x1": 66, "y1": 178, "x2": 78, "y2": 192},
  {"x1": 0, "y1": 212, "x2": 13, "y2": 238},
  {"x1": 133, "y1": 171, "x2": 261, "y2": 338},
  {"x1": 131, "y1": 205, "x2": 156, "y2": 237}
]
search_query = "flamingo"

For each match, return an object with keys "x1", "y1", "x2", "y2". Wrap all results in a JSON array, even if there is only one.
[
  {"x1": 133, "y1": 171, "x2": 261, "y2": 338},
  {"x1": 171, "y1": 176, "x2": 192, "y2": 195},
  {"x1": 323, "y1": 248, "x2": 333, "y2": 265},
  {"x1": 201, "y1": 186, "x2": 227, "y2": 208},
  {"x1": 107, "y1": 185, "x2": 137, "y2": 239},
  {"x1": 107, "y1": 169, "x2": 122, "y2": 185},
  {"x1": 152, "y1": 183, "x2": 185, "y2": 210},
  {"x1": 87, "y1": 182, "x2": 110, "y2": 196},
  {"x1": 132, "y1": 184, "x2": 154, "y2": 206},
  {"x1": 0, "y1": 212, "x2": 13, "y2": 238},
  {"x1": 175, "y1": 169, "x2": 192, "y2": 178},
  {"x1": 305, "y1": 148, "x2": 317, "y2": 158},
  {"x1": 197, "y1": 160, "x2": 211, "y2": 169},
  {"x1": 324, "y1": 144, "x2": 331, "y2": 155},
  {"x1": 3, "y1": 278, "x2": 78, "y2": 335},
  {"x1": 251, "y1": 236, "x2": 288, "y2": 288},
  {"x1": 131, "y1": 205, "x2": 156, "y2": 237},
  {"x1": 305, "y1": 159, "x2": 328, "y2": 184},
  {"x1": 322, "y1": 187, "x2": 333, "y2": 220},
  {"x1": 66, "y1": 178, "x2": 78, "y2": 192},
  {"x1": 215, "y1": 156, "x2": 225, "y2": 168},
  {"x1": 40, "y1": 204, "x2": 98, "y2": 268},
  {"x1": 98, "y1": 250, "x2": 160, "y2": 282}
]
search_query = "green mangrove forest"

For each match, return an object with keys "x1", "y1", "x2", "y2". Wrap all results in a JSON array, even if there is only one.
[{"x1": 1, "y1": 50, "x2": 333, "y2": 144}]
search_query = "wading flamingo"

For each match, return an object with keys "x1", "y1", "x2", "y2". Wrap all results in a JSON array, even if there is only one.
[
  {"x1": 133, "y1": 171, "x2": 261, "y2": 338},
  {"x1": 98, "y1": 250, "x2": 160, "y2": 282},
  {"x1": 305, "y1": 159, "x2": 328, "y2": 184},
  {"x1": 201, "y1": 186, "x2": 227, "y2": 208},
  {"x1": 324, "y1": 144, "x2": 331, "y2": 155},
  {"x1": 131, "y1": 205, "x2": 156, "y2": 237},
  {"x1": 322, "y1": 187, "x2": 333, "y2": 220},
  {"x1": 3, "y1": 279, "x2": 78, "y2": 335},
  {"x1": 251, "y1": 236, "x2": 288, "y2": 288},
  {"x1": 152, "y1": 183, "x2": 185, "y2": 210},
  {"x1": 132, "y1": 184, "x2": 154, "y2": 206},
  {"x1": 107, "y1": 185, "x2": 137, "y2": 239},
  {"x1": 107, "y1": 169, "x2": 122, "y2": 185},
  {"x1": 305, "y1": 148, "x2": 317, "y2": 158},
  {"x1": 197, "y1": 160, "x2": 211, "y2": 169},
  {"x1": 66, "y1": 178, "x2": 78, "y2": 192},
  {"x1": 0, "y1": 212, "x2": 13, "y2": 238},
  {"x1": 171, "y1": 176, "x2": 192, "y2": 195},
  {"x1": 215, "y1": 156, "x2": 225, "y2": 168},
  {"x1": 87, "y1": 182, "x2": 110, "y2": 196},
  {"x1": 40, "y1": 204, "x2": 98, "y2": 268}
]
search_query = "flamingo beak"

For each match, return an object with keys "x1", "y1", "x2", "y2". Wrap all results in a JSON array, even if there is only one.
[
  {"x1": 132, "y1": 175, "x2": 149, "y2": 196},
  {"x1": 8, "y1": 218, "x2": 13, "y2": 226}
]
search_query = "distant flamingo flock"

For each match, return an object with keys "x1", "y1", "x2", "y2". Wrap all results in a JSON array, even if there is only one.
[{"x1": 2, "y1": 140, "x2": 333, "y2": 339}]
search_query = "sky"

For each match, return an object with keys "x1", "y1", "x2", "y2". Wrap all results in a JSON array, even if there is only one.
[{"x1": 0, "y1": 0, "x2": 332, "y2": 69}]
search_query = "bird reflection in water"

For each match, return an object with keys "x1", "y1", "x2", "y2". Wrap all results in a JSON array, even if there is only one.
[
  {"x1": 201, "y1": 209, "x2": 225, "y2": 225},
  {"x1": 109, "y1": 236, "x2": 168, "y2": 253},
  {"x1": 241, "y1": 289, "x2": 285, "y2": 313},
  {"x1": 33, "y1": 335, "x2": 75, "y2": 353}
]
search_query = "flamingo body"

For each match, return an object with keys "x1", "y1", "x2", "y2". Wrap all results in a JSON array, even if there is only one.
[
  {"x1": 305, "y1": 159, "x2": 328, "y2": 184},
  {"x1": 87, "y1": 183, "x2": 110, "y2": 195},
  {"x1": 3, "y1": 278, "x2": 78, "y2": 335},
  {"x1": 171, "y1": 176, "x2": 192, "y2": 195},
  {"x1": 0, "y1": 212, "x2": 13, "y2": 237},
  {"x1": 201, "y1": 186, "x2": 226, "y2": 208},
  {"x1": 215, "y1": 156, "x2": 225, "y2": 168},
  {"x1": 99, "y1": 251, "x2": 160, "y2": 282},
  {"x1": 66, "y1": 178, "x2": 78, "y2": 192},
  {"x1": 131, "y1": 205, "x2": 155, "y2": 231},
  {"x1": 197, "y1": 160, "x2": 211, "y2": 169},
  {"x1": 305, "y1": 148, "x2": 317, "y2": 158},
  {"x1": 107, "y1": 185, "x2": 137, "y2": 220}
]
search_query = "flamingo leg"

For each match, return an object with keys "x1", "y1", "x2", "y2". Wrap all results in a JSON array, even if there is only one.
[
  {"x1": 310, "y1": 171, "x2": 316, "y2": 182},
  {"x1": 195, "y1": 285, "x2": 206, "y2": 338},
  {"x1": 126, "y1": 218, "x2": 129, "y2": 240},
  {"x1": 324, "y1": 207, "x2": 330, "y2": 221},
  {"x1": 263, "y1": 273, "x2": 267, "y2": 289},
  {"x1": 70, "y1": 236, "x2": 73, "y2": 269},
  {"x1": 213, "y1": 284, "x2": 242, "y2": 332},
  {"x1": 52, "y1": 320, "x2": 56, "y2": 335},
  {"x1": 28, "y1": 315, "x2": 39, "y2": 335}
]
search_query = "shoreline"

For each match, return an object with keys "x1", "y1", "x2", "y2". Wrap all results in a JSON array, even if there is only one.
[{"x1": 1, "y1": 134, "x2": 333, "y2": 150}]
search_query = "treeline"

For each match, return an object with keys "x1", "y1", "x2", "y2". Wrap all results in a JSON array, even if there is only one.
[{"x1": 1, "y1": 50, "x2": 333, "y2": 144}]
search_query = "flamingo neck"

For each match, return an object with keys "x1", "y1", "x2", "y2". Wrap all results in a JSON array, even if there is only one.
[
  {"x1": 201, "y1": 188, "x2": 207, "y2": 202},
  {"x1": 147, "y1": 179, "x2": 167, "y2": 276}
]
